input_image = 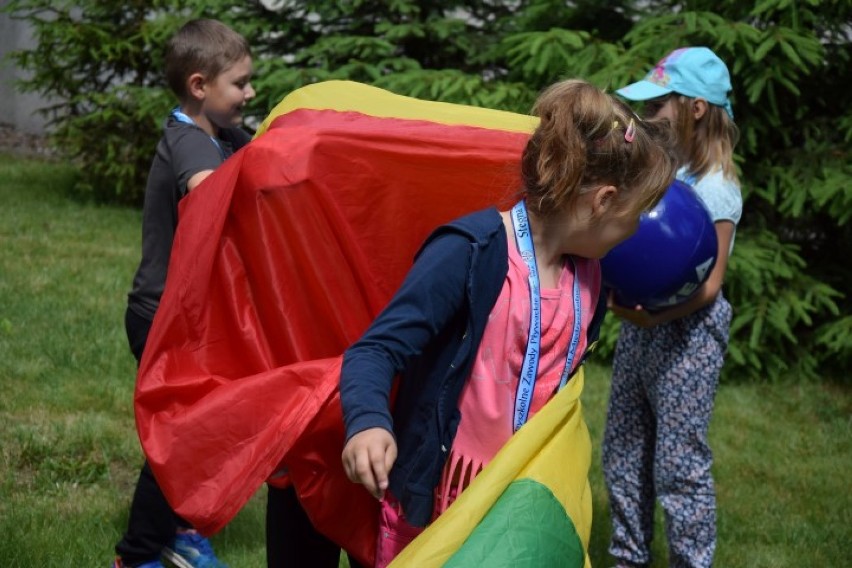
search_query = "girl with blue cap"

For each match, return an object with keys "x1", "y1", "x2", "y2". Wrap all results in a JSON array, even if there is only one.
[{"x1": 603, "y1": 46, "x2": 743, "y2": 568}]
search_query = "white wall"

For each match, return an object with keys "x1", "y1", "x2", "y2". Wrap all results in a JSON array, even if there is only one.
[{"x1": 0, "y1": 10, "x2": 50, "y2": 134}]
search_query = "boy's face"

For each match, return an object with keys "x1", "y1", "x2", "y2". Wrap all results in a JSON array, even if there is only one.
[{"x1": 202, "y1": 55, "x2": 255, "y2": 130}]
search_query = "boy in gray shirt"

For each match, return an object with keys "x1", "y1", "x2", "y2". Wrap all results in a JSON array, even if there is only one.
[{"x1": 116, "y1": 18, "x2": 254, "y2": 568}]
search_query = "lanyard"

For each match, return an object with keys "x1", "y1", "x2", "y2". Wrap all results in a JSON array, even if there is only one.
[
  {"x1": 170, "y1": 107, "x2": 226, "y2": 160},
  {"x1": 510, "y1": 200, "x2": 583, "y2": 432}
]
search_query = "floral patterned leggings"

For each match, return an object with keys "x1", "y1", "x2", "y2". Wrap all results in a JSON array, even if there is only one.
[{"x1": 603, "y1": 294, "x2": 732, "y2": 568}]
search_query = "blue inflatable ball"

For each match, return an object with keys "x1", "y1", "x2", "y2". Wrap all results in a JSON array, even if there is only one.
[{"x1": 601, "y1": 179, "x2": 718, "y2": 310}]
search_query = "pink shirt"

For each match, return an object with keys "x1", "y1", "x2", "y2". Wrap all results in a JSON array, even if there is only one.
[{"x1": 434, "y1": 237, "x2": 601, "y2": 515}]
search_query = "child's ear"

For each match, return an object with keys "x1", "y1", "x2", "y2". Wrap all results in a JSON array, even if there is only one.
[
  {"x1": 592, "y1": 185, "x2": 618, "y2": 217},
  {"x1": 692, "y1": 98, "x2": 708, "y2": 121},
  {"x1": 187, "y1": 72, "x2": 207, "y2": 100}
]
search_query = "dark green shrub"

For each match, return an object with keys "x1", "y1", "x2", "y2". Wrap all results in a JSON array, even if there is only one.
[{"x1": 4, "y1": 0, "x2": 848, "y2": 380}]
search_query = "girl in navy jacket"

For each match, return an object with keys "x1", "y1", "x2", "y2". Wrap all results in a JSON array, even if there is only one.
[{"x1": 340, "y1": 79, "x2": 677, "y2": 566}]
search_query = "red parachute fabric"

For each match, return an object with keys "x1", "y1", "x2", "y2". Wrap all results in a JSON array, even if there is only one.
[{"x1": 135, "y1": 81, "x2": 532, "y2": 566}]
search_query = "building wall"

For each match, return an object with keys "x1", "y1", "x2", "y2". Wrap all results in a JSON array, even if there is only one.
[{"x1": 0, "y1": 12, "x2": 50, "y2": 134}]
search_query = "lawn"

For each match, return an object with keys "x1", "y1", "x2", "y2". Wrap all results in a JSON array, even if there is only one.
[{"x1": 1, "y1": 154, "x2": 849, "y2": 566}]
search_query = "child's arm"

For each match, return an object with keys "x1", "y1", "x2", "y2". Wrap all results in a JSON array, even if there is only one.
[
  {"x1": 610, "y1": 220, "x2": 735, "y2": 327},
  {"x1": 341, "y1": 427, "x2": 397, "y2": 500},
  {"x1": 187, "y1": 169, "x2": 214, "y2": 191},
  {"x1": 340, "y1": 230, "x2": 474, "y2": 484},
  {"x1": 185, "y1": 127, "x2": 250, "y2": 191},
  {"x1": 166, "y1": 125, "x2": 231, "y2": 195}
]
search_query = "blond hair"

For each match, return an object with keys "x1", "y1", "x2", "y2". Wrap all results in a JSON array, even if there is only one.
[
  {"x1": 165, "y1": 19, "x2": 251, "y2": 100},
  {"x1": 670, "y1": 95, "x2": 739, "y2": 182},
  {"x1": 522, "y1": 79, "x2": 676, "y2": 219}
]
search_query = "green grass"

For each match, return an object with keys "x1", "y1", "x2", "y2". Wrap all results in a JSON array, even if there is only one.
[
  {"x1": 0, "y1": 154, "x2": 267, "y2": 566},
  {"x1": 582, "y1": 366, "x2": 851, "y2": 566},
  {"x1": 1, "y1": 154, "x2": 849, "y2": 566}
]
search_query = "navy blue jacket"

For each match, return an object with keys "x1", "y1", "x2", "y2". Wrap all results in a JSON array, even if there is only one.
[{"x1": 340, "y1": 207, "x2": 606, "y2": 526}]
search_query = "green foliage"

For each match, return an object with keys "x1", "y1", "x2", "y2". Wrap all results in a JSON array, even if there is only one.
[
  {"x1": 3, "y1": 0, "x2": 848, "y2": 381},
  {"x1": 725, "y1": 229, "x2": 843, "y2": 378},
  {"x1": 3, "y1": 0, "x2": 185, "y2": 204}
]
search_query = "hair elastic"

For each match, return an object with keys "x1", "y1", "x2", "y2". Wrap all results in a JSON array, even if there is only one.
[{"x1": 624, "y1": 118, "x2": 636, "y2": 143}]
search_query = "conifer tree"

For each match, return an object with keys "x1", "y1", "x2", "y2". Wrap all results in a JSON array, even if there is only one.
[{"x1": 4, "y1": 0, "x2": 848, "y2": 380}]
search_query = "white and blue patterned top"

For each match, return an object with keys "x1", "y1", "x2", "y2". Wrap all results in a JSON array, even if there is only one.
[{"x1": 679, "y1": 166, "x2": 742, "y2": 253}]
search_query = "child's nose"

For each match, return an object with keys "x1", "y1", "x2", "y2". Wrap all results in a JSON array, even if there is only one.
[{"x1": 245, "y1": 83, "x2": 256, "y2": 100}]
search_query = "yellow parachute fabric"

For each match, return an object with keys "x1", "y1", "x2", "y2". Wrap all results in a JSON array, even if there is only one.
[{"x1": 390, "y1": 370, "x2": 593, "y2": 568}]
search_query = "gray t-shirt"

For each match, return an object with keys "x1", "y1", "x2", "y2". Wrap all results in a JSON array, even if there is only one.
[{"x1": 127, "y1": 117, "x2": 251, "y2": 320}]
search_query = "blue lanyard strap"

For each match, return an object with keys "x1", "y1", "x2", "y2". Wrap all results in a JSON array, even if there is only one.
[
  {"x1": 510, "y1": 200, "x2": 583, "y2": 432},
  {"x1": 170, "y1": 107, "x2": 226, "y2": 160},
  {"x1": 557, "y1": 259, "x2": 583, "y2": 392}
]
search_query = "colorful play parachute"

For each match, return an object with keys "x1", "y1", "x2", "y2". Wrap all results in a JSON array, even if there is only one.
[
  {"x1": 389, "y1": 374, "x2": 592, "y2": 568},
  {"x1": 135, "y1": 81, "x2": 591, "y2": 566}
]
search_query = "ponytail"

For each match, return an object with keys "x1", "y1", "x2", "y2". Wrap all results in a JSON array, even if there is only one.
[{"x1": 522, "y1": 79, "x2": 676, "y2": 218}]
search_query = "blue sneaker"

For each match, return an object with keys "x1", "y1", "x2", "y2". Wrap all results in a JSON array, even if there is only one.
[{"x1": 161, "y1": 529, "x2": 228, "y2": 568}]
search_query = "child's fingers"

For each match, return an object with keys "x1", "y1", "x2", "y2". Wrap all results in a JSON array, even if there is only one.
[
  {"x1": 342, "y1": 451, "x2": 357, "y2": 482},
  {"x1": 342, "y1": 438, "x2": 371, "y2": 486},
  {"x1": 341, "y1": 428, "x2": 396, "y2": 499},
  {"x1": 384, "y1": 439, "x2": 397, "y2": 477},
  {"x1": 355, "y1": 448, "x2": 381, "y2": 497},
  {"x1": 369, "y1": 444, "x2": 390, "y2": 499},
  {"x1": 344, "y1": 443, "x2": 377, "y2": 490},
  {"x1": 366, "y1": 433, "x2": 398, "y2": 499}
]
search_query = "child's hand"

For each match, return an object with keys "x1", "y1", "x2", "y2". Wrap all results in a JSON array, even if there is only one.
[
  {"x1": 341, "y1": 427, "x2": 397, "y2": 500},
  {"x1": 607, "y1": 290, "x2": 659, "y2": 328}
]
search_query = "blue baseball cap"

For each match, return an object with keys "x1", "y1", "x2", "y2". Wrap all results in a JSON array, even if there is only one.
[{"x1": 616, "y1": 47, "x2": 734, "y2": 118}]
